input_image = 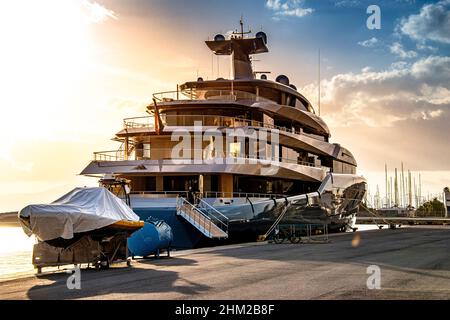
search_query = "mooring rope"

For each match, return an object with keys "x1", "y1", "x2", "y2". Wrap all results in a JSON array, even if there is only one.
[{"x1": 359, "y1": 202, "x2": 390, "y2": 227}]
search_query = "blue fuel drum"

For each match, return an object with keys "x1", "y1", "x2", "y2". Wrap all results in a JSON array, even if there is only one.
[{"x1": 128, "y1": 218, "x2": 173, "y2": 257}]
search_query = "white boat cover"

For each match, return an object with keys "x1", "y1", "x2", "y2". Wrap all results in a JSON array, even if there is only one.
[{"x1": 19, "y1": 187, "x2": 139, "y2": 241}]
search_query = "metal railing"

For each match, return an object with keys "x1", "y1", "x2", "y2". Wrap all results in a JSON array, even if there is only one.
[
  {"x1": 130, "y1": 190, "x2": 285, "y2": 200},
  {"x1": 123, "y1": 116, "x2": 155, "y2": 129},
  {"x1": 121, "y1": 114, "x2": 309, "y2": 137},
  {"x1": 203, "y1": 191, "x2": 285, "y2": 199},
  {"x1": 197, "y1": 198, "x2": 229, "y2": 235},
  {"x1": 176, "y1": 197, "x2": 212, "y2": 235},
  {"x1": 153, "y1": 88, "x2": 273, "y2": 104},
  {"x1": 93, "y1": 148, "x2": 319, "y2": 167},
  {"x1": 130, "y1": 191, "x2": 189, "y2": 198},
  {"x1": 176, "y1": 197, "x2": 228, "y2": 238},
  {"x1": 94, "y1": 150, "x2": 125, "y2": 161}
]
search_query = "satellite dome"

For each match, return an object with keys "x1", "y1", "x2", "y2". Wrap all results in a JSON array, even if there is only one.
[
  {"x1": 260, "y1": 74, "x2": 267, "y2": 80},
  {"x1": 289, "y1": 84, "x2": 297, "y2": 91},
  {"x1": 216, "y1": 77, "x2": 225, "y2": 80},
  {"x1": 275, "y1": 75, "x2": 290, "y2": 86},
  {"x1": 197, "y1": 77, "x2": 204, "y2": 82},
  {"x1": 214, "y1": 34, "x2": 225, "y2": 41},
  {"x1": 255, "y1": 31, "x2": 267, "y2": 44}
]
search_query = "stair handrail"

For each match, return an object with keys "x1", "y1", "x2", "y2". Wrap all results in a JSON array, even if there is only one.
[
  {"x1": 177, "y1": 196, "x2": 213, "y2": 235},
  {"x1": 197, "y1": 198, "x2": 229, "y2": 234}
]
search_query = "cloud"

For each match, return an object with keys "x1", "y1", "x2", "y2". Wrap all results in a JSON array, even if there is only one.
[
  {"x1": 81, "y1": 0, "x2": 117, "y2": 23},
  {"x1": 399, "y1": 0, "x2": 450, "y2": 43},
  {"x1": 416, "y1": 43, "x2": 438, "y2": 52},
  {"x1": 335, "y1": 0, "x2": 360, "y2": 7},
  {"x1": 266, "y1": 0, "x2": 314, "y2": 19},
  {"x1": 301, "y1": 55, "x2": 450, "y2": 128},
  {"x1": 389, "y1": 42, "x2": 417, "y2": 59},
  {"x1": 301, "y1": 55, "x2": 450, "y2": 172},
  {"x1": 358, "y1": 37, "x2": 379, "y2": 48}
]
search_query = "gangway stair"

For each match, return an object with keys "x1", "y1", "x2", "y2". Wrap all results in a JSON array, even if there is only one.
[{"x1": 176, "y1": 197, "x2": 229, "y2": 239}]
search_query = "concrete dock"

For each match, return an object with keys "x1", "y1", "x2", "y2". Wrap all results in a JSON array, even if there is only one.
[{"x1": 1, "y1": 226, "x2": 450, "y2": 300}]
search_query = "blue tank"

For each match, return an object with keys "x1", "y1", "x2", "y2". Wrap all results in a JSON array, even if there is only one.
[{"x1": 128, "y1": 218, "x2": 173, "y2": 257}]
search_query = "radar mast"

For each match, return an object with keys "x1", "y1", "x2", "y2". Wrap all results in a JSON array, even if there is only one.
[{"x1": 205, "y1": 19, "x2": 268, "y2": 80}]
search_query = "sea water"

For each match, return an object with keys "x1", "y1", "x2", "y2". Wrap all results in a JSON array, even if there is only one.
[{"x1": 0, "y1": 227, "x2": 35, "y2": 280}]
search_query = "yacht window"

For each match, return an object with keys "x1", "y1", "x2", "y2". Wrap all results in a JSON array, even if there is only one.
[
  {"x1": 229, "y1": 142, "x2": 241, "y2": 158},
  {"x1": 143, "y1": 143, "x2": 151, "y2": 159}
]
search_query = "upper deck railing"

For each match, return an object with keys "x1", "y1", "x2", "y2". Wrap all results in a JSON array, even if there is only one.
[
  {"x1": 122, "y1": 114, "x2": 324, "y2": 140},
  {"x1": 93, "y1": 148, "x2": 321, "y2": 168},
  {"x1": 152, "y1": 88, "x2": 272, "y2": 104},
  {"x1": 123, "y1": 116, "x2": 155, "y2": 129}
]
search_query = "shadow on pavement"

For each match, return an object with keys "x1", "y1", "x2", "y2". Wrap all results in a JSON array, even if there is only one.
[{"x1": 27, "y1": 257, "x2": 208, "y2": 300}]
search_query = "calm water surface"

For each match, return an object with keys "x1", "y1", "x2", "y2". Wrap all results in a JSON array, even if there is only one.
[{"x1": 0, "y1": 227, "x2": 35, "y2": 280}]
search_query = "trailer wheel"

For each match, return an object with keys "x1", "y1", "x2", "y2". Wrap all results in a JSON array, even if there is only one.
[
  {"x1": 289, "y1": 237, "x2": 301, "y2": 244},
  {"x1": 99, "y1": 259, "x2": 110, "y2": 270},
  {"x1": 273, "y1": 234, "x2": 284, "y2": 244}
]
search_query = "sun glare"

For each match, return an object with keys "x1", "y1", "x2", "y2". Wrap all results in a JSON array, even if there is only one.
[{"x1": 0, "y1": 1, "x2": 101, "y2": 148}]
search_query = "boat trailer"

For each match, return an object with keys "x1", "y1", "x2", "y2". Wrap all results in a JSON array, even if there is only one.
[{"x1": 32, "y1": 221, "x2": 144, "y2": 274}]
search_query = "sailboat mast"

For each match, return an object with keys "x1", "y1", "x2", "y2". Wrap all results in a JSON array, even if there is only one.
[
  {"x1": 395, "y1": 168, "x2": 399, "y2": 206},
  {"x1": 408, "y1": 170, "x2": 412, "y2": 207},
  {"x1": 401, "y1": 162, "x2": 405, "y2": 207},
  {"x1": 419, "y1": 173, "x2": 422, "y2": 207},
  {"x1": 385, "y1": 163, "x2": 388, "y2": 208},
  {"x1": 390, "y1": 176, "x2": 393, "y2": 207},
  {"x1": 414, "y1": 177, "x2": 417, "y2": 208}
]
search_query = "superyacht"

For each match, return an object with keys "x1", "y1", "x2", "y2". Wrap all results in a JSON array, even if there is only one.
[{"x1": 81, "y1": 22, "x2": 367, "y2": 248}]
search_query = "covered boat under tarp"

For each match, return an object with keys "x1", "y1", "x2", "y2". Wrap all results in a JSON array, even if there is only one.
[
  {"x1": 18, "y1": 187, "x2": 144, "y2": 273},
  {"x1": 19, "y1": 187, "x2": 141, "y2": 241}
]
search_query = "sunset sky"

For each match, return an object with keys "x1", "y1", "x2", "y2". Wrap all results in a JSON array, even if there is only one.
[{"x1": 0, "y1": 0, "x2": 449, "y2": 211}]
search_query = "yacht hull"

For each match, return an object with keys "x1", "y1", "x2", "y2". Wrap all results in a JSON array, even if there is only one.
[{"x1": 130, "y1": 174, "x2": 367, "y2": 248}]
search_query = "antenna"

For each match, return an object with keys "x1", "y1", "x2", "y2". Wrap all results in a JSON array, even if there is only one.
[
  {"x1": 232, "y1": 15, "x2": 251, "y2": 39},
  {"x1": 240, "y1": 15, "x2": 244, "y2": 38}
]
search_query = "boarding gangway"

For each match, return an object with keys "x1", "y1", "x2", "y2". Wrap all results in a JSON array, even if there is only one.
[{"x1": 176, "y1": 197, "x2": 229, "y2": 239}]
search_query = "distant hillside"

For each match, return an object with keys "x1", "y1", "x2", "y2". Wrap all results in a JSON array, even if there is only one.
[{"x1": 0, "y1": 212, "x2": 19, "y2": 227}]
